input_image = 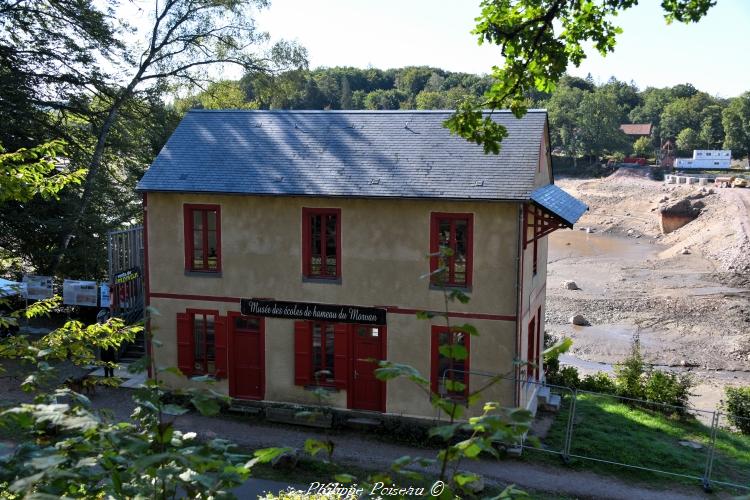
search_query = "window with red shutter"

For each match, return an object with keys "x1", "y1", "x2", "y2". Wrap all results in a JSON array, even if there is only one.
[
  {"x1": 294, "y1": 321, "x2": 312, "y2": 386},
  {"x1": 214, "y1": 315, "x2": 227, "y2": 379},
  {"x1": 184, "y1": 204, "x2": 221, "y2": 272},
  {"x1": 176, "y1": 313, "x2": 193, "y2": 376},
  {"x1": 431, "y1": 325, "x2": 470, "y2": 398},
  {"x1": 333, "y1": 323, "x2": 349, "y2": 389},
  {"x1": 430, "y1": 213, "x2": 473, "y2": 288},
  {"x1": 302, "y1": 207, "x2": 341, "y2": 279}
]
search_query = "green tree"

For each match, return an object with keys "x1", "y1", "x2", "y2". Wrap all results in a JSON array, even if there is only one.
[
  {"x1": 577, "y1": 90, "x2": 629, "y2": 160},
  {"x1": 547, "y1": 83, "x2": 586, "y2": 160},
  {"x1": 176, "y1": 81, "x2": 258, "y2": 112},
  {"x1": 364, "y1": 89, "x2": 404, "y2": 110},
  {"x1": 722, "y1": 93, "x2": 750, "y2": 158},
  {"x1": 676, "y1": 128, "x2": 699, "y2": 155},
  {"x1": 699, "y1": 104, "x2": 725, "y2": 149},
  {"x1": 633, "y1": 136, "x2": 653, "y2": 157},
  {"x1": 445, "y1": 0, "x2": 716, "y2": 153}
]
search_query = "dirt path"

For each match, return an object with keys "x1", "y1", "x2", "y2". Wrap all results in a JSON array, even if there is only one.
[
  {"x1": 85, "y1": 387, "x2": 708, "y2": 500},
  {"x1": 548, "y1": 174, "x2": 750, "y2": 410}
]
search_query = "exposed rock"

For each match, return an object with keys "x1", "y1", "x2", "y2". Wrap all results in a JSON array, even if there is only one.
[
  {"x1": 585, "y1": 227, "x2": 595, "y2": 234},
  {"x1": 681, "y1": 248, "x2": 691, "y2": 255},
  {"x1": 678, "y1": 440, "x2": 703, "y2": 450},
  {"x1": 562, "y1": 280, "x2": 580, "y2": 290},
  {"x1": 660, "y1": 197, "x2": 704, "y2": 234},
  {"x1": 570, "y1": 314, "x2": 589, "y2": 326}
]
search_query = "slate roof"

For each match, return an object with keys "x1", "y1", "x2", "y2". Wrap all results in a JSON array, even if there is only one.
[
  {"x1": 619, "y1": 123, "x2": 653, "y2": 136},
  {"x1": 137, "y1": 109, "x2": 550, "y2": 201},
  {"x1": 530, "y1": 184, "x2": 588, "y2": 227}
]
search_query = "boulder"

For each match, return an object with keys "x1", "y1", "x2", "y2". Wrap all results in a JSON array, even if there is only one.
[
  {"x1": 570, "y1": 314, "x2": 589, "y2": 326},
  {"x1": 660, "y1": 197, "x2": 704, "y2": 234},
  {"x1": 562, "y1": 280, "x2": 580, "y2": 290},
  {"x1": 681, "y1": 247, "x2": 691, "y2": 255}
]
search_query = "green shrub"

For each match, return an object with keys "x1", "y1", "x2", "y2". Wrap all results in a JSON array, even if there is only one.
[
  {"x1": 643, "y1": 371, "x2": 693, "y2": 414},
  {"x1": 547, "y1": 365, "x2": 580, "y2": 389},
  {"x1": 614, "y1": 342, "x2": 647, "y2": 400},
  {"x1": 722, "y1": 386, "x2": 750, "y2": 434},
  {"x1": 580, "y1": 372, "x2": 617, "y2": 394}
]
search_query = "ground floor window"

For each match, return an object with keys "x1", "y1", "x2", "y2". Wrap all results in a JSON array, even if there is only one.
[
  {"x1": 193, "y1": 312, "x2": 216, "y2": 375},
  {"x1": 312, "y1": 321, "x2": 335, "y2": 384},
  {"x1": 431, "y1": 325, "x2": 470, "y2": 398},
  {"x1": 294, "y1": 320, "x2": 348, "y2": 388},
  {"x1": 176, "y1": 310, "x2": 227, "y2": 378}
]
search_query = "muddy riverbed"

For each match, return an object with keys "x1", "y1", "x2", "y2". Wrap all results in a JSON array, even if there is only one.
[{"x1": 546, "y1": 178, "x2": 750, "y2": 411}]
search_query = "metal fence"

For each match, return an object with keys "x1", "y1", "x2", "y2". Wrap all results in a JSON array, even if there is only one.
[
  {"x1": 107, "y1": 226, "x2": 144, "y2": 323},
  {"x1": 438, "y1": 370, "x2": 750, "y2": 493}
]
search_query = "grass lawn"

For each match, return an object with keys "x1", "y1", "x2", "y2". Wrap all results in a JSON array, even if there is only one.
[{"x1": 528, "y1": 392, "x2": 750, "y2": 492}]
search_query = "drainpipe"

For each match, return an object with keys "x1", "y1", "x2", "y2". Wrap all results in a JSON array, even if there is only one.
[{"x1": 514, "y1": 203, "x2": 525, "y2": 407}]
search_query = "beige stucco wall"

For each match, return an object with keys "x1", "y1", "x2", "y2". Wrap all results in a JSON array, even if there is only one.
[{"x1": 146, "y1": 193, "x2": 527, "y2": 416}]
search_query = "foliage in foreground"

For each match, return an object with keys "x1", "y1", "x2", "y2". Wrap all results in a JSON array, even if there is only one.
[
  {"x1": 723, "y1": 386, "x2": 750, "y2": 435},
  {"x1": 0, "y1": 306, "x2": 289, "y2": 498}
]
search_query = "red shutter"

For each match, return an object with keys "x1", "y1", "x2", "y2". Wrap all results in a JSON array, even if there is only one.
[
  {"x1": 214, "y1": 315, "x2": 228, "y2": 378},
  {"x1": 176, "y1": 312, "x2": 193, "y2": 376},
  {"x1": 301, "y1": 209, "x2": 311, "y2": 276},
  {"x1": 333, "y1": 323, "x2": 349, "y2": 389},
  {"x1": 294, "y1": 321, "x2": 312, "y2": 386},
  {"x1": 429, "y1": 214, "x2": 439, "y2": 282}
]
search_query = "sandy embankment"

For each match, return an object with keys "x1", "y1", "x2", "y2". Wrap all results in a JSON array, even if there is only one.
[{"x1": 548, "y1": 171, "x2": 750, "y2": 410}]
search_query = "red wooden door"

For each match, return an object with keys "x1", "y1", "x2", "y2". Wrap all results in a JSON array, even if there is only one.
[
  {"x1": 350, "y1": 325, "x2": 385, "y2": 411},
  {"x1": 228, "y1": 314, "x2": 264, "y2": 400}
]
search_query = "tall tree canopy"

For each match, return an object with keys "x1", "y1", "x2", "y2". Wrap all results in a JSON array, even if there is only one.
[{"x1": 444, "y1": 0, "x2": 717, "y2": 153}]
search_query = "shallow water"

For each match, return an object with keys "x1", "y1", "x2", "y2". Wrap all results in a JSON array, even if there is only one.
[{"x1": 549, "y1": 229, "x2": 659, "y2": 262}]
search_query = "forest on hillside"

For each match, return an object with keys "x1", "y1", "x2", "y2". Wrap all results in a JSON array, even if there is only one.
[
  {"x1": 4, "y1": 62, "x2": 750, "y2": 282},
  {"x1": 179, "y1": 66, "x2": 750, "y2": 162}
]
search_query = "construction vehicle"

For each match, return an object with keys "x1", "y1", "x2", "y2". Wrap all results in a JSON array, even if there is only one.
[
  {"x1": 715, "y1": 176, "x2": 735, "y2": 188},
  {"x1": 732, "y1": 177, "x2": 748, "y2": 188}
]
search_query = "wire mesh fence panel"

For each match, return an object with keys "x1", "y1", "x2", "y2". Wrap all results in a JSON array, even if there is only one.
[
  {"x1": 567, "y1": 390, "x2": 716, "y2": 484},
  {"x1": 521, "y1": 380, "x2": 575, "y2": 457},
  {"x1": 709, "y1": 412, "x2": 750, "y2": 491}
]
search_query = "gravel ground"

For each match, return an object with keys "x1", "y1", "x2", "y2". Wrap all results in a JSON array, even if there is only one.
[{"x1": 548, "y1": 174, "x2": 750, "y2": 410}]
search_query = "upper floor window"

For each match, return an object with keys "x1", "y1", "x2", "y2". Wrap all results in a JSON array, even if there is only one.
[
  {"x1": 302, "y1": 207, "x2": 341, "y2": 279},
  {"x1": 184, "y1": 204, "x2": 221, "y2": 272},
  {"x1": 430, "y1": 213, "x2": 474, "y2": 288}
]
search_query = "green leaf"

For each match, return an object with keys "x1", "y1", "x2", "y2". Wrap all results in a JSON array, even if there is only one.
[
  {"x1": 452, "y1": 323, "x2": 479, "y2": 336},
  {"x1": 453, "y1": 472, "x2": 480, "y2": 486},
  {"x1": 163, "y1": 404, "x2": 190, "y2": 416},
  {"x1": 334, "y1": 473, "x2": 356, "y2": 484},
  {"x1": 429, "y1": 423, "x2": 461, "y2": 440},
  {"x1": 191, "y1": 395, "x2": 221, "y2": 416},
  {"x1": 543, "y1": 337, "x2": 573, "y2": 362}
]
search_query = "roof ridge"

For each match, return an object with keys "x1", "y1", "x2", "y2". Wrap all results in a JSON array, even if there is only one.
[{"x1": 185, "y1": 109, "x2": 548, "y2": 114}]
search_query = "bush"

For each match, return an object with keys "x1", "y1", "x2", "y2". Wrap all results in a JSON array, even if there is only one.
[
  {"x1": 547, "y1": 365, "x2": 580, "y2": 389},
  {"x1": 580, "y1": 372, "x2": 617, "y2": 394},
  {"x1": 614, "y1": 341, "x2": 647, "y2": 400},
  {"x1": 723, "y1": 386, "x2": 750, "y2": 434},
  {"x1": 644, "y1": 371, "x2": 693, "y2": 414}
]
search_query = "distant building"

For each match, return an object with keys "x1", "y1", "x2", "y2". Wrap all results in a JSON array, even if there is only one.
[
  {"x1": 619, "y1": 123, "x2": 653, "y2": 138},
  {"x1": 675, "y1": 150, "x2": 732, "y2": 169}
]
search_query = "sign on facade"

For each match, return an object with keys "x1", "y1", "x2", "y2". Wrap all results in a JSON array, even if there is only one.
[
  {"x1": 22, "y1": 275, "x2": 54, "y2": 300},
  {"x1": 113, "y1": 267, "x2": 140, "y2": 285},
  {"x1": 241, "y1": 298, "x2": 387, "y2": 326},
  {"x1": 62, "y1": 280, "x2": 98, "y2": 307}
]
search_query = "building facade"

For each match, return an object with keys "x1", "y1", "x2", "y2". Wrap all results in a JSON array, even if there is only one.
[{"x1": 137, "y1": 110, "x2": 586, "y2": 419}]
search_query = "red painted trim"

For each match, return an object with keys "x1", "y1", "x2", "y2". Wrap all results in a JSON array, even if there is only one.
[
  {"x1": 184, "y1": 203, "x2": 222, "y2": 273},
  {"x1": 379, "y1": 305, "x2": 515, "y2": 322},
  {"x1": 429, "y1": 212, "x2": 474, "y2": 288},
  {"x1": 347, "y1": 324, "x2": 388, "y2": 413},
  {"x1": 143, "y1": 193, "x2": 152, "y2": 378},
  {"x1": 227, "y1": 311, "x2": 266, "y2": 401},
  {"x1": 149, "y1": 293, "x2": 518, "y2": 322},
  {"x1": 302, "y1": 207, "x2": 341, "y2": 279},
  {"x1": 151, "y1": 292, "x2": 242, "y2": 303}
]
